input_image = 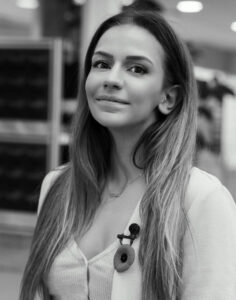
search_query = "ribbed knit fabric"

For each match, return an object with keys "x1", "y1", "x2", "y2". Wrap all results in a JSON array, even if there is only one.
[
  {"x1": 37, "y1": 167, "x2": 236, "y2": 299},
  {"x1": 47, "y1": 197, "x2": 141, "y2": 300},
  {"x1": 47, "y1": 238, "x2": 119, "y2": 300}
]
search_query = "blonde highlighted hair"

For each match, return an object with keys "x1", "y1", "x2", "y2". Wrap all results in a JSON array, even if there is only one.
[{"x1": 20, "y1": 10, "x2": 197, "y2": 300}]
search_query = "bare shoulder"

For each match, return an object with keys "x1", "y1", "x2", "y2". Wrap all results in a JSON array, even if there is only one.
[{"x1": 37, "y1": 165, "x2": 66, "y2": 215}]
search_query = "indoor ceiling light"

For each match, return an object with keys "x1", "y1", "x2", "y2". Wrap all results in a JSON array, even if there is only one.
[
  {"x1": 17, "y1": 0, "x2": 39, "y2": 9},
  {"x1": 177, "y1": 1, "x2": 203, "y2": 13},
  {"x1": 231, "y1": 21, "x2": 236, "y2": 32},
  {"x1": 73, "y1": 0, "x2": 87, "y2": 5},
  {"x1": 121, "y1": 0, "x2": 135, "y2": 6}
]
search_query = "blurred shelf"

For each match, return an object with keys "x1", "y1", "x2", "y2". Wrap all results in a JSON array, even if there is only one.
[
  {"x1": 0, "y1": 120, "x2": 51, "y2": 144},
  {"x1": 62, "y1": 99, "x2": 77, "y2": 114},
  {"x1": 0, "y1": 38, "x2": 61, "y2": 49},
  {"x1": 0, "y1": 210, "x2": 37, "y2": 236},
  {"x1": 60, "y1": 131, "x2": 70, "y2": 145},
  {"x1": 0, "y1": 39, "x2": 63, "y2": 229}
]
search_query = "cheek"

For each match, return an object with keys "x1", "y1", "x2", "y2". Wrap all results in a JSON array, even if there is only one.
[
  {"x1": 85, "y1": 74, "x2": 92, "y2": 98},
  {"x1": 131, "y1": 76, "x2": 163, "y2": 101},
  {"x1": 145, "y1": 77, "x2": 164, "y2": 108},
  {"x1": 149, "y1": 89, "x2": 162, "y2": 107},
  {"x1": 134, "y1": 86, "x2": 161, "y2": 110},
  {"x1": 85, "y1": 72, "x2": 100, "y2": 97}
]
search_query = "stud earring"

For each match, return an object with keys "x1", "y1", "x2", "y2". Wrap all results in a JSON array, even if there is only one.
[{"x1": 113, "y1": 223, "x2": 140, "y2": 272}]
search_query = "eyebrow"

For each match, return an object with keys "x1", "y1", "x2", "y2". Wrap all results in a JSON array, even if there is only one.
[{"x1": 93, "y1": 51, "x2": 154, "y2": 65}]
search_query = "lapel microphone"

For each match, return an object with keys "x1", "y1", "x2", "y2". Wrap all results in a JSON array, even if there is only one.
[{"x1": 113, "y1": 223, "x2": 140, "y2": 272}]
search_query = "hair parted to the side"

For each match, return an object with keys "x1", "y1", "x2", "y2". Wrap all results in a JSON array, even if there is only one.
[{"x1": 20, "y1": 10, "x2": 197, "y2": 300}]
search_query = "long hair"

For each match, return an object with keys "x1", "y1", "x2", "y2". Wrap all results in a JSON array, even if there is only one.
[{"x1": 20, "y1": 10, "x2": 197, "y2": 300}]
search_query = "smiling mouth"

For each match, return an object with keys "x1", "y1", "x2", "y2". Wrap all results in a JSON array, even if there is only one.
[{"x1": 96, "y1": 96, "x2": 129, "y2": 105}]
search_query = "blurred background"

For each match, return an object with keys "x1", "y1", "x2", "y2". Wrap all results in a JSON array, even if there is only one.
[{"x1": 0, "y1": 0, "x2": 235, "y2": 298}]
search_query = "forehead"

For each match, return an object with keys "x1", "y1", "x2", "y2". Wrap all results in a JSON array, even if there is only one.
[{"x1": 94, "y1": 24, "x2": 164, "y2": 64}]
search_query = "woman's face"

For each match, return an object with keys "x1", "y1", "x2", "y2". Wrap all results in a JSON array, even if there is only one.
[{"x1": 85, "y1": 24, "x2": 166, "y2": 132}]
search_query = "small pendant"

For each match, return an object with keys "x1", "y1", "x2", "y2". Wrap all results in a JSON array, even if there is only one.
[
  {"x1": 113, "y1": 244, "x2": 135, "y2": 272},
  {"x1": 113, "y1": 223, "x2": 140, "y2": 273}
]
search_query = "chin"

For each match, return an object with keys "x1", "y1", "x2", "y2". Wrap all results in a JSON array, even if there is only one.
[
  {"x1": 91, "y1": 112, "x2": 128, "y2": 128},
  {"x1": 96, "y1": 119, "x2": 128, "y2": 129}
]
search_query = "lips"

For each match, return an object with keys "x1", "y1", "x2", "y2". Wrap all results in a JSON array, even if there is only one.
[{"x1": 96, "y1": 95, "x2": 129, "y2": 105}]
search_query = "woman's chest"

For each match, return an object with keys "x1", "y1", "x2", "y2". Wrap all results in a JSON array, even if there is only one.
[{"x1": 77, "y1": 185, "x2": 145, "y2": 261}]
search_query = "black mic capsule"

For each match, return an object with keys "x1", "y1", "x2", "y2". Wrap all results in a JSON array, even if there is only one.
[{"x1": 129, "y1": 223, "x2": 140, "y2": 236}]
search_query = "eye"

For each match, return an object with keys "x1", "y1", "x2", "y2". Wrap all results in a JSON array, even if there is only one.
[
  {"x1": 92, "y1": 60, "x2": 109, "y2": 69},
  {"x1": 128, "y1": 65, "x2": 147, "y2": 75}
]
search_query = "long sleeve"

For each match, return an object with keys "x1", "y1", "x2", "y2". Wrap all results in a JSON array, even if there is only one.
[{"x1": 182, "y1": 184, "x2": 236, "y2": 300}]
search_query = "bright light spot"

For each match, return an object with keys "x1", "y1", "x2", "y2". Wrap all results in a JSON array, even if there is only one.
[
  {"x1": 231, "y1": 21, "x2": 236, "y2": 32},
  {"x1": 73, "y1": 0, "x2": 87, "y2": 5},
  {"x1": 177, "y1": 1, "x2": 203, "y2": 13},
  {"x1": 17, "y1": 0, "x2": 39, "y2": 9},
  {"x1": 121, "y1": 0, "x2": 135, "y2": 6}
]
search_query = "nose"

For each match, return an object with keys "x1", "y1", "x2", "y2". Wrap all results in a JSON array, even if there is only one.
[{"x1": 103, "y1": 65, "x2": 123, "y2": 90}]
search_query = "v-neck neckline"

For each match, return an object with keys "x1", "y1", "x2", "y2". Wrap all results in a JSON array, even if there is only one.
[{"x1": 69, "y1": 197, "x2": 142, "y2": 264}]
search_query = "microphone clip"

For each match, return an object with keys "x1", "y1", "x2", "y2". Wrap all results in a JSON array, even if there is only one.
[{"x1": 113, "y1": 223, "x2": 140, "y2": 273}]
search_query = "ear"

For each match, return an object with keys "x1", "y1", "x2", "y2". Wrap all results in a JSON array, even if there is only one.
[{"x1": 158, "y1": 85, "x2": 179, "y2": 115}]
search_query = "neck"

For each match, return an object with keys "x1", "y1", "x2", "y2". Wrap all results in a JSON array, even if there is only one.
[
  {"x1": 109, "y1": 127, "x2": 143, "y2": 181},
  {"x1": 104, "y1": 128, "x2": 145, "y2": 200}
]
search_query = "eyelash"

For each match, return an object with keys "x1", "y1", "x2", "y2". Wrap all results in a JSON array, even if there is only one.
[
  {"x1": 92, "y1": 60, "x2": 109, "y2": 69},
  {"x1": 91, "y1": 60, "x2": 148, "y2": 75},
  {"x1": 128, "y1": 65, "x2": 147, "y2": 75}
]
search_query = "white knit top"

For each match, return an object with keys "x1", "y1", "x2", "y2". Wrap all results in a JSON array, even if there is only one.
[
  {"x1": 37, "y1": 167, "x2": 236, "y2": 300},
  {"x1": 47, "y1": 238, "x2": 118, "y2": 300},
  {"x1": 46, "y1": 199, "x2": 140, "y2": 300}
]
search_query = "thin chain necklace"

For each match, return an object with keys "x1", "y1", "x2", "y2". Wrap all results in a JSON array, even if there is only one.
[{"x1": 107, "y1": 173, "x2": 143, "y2": 198}]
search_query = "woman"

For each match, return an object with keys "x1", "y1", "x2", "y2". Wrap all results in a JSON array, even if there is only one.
[{"x1": 20, "y1": 10, "x2": 236, "y2": 300}]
